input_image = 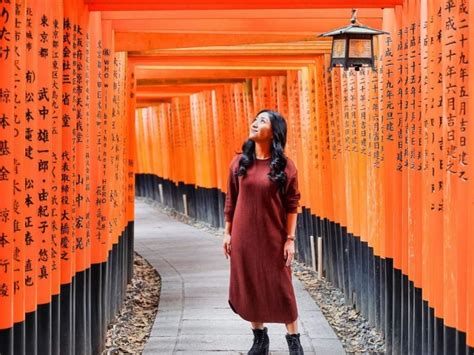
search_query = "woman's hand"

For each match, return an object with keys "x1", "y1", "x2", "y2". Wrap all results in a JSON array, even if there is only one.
[
  {"x1": 223, "y1": 232, "x2": 232, "y2": 259},
  {"x1": 284, "y1": 239, "x2": 295, "y2": 266}
]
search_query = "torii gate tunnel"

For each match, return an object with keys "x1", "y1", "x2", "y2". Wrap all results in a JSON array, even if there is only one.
[{"x1": 0, "y1": 0, "x2": 473, "y2": 354}]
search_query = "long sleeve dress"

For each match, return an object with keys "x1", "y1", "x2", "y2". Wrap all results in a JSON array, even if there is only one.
[{"x1": 224, "y1": 153, "x2": 301, "y2": 323}]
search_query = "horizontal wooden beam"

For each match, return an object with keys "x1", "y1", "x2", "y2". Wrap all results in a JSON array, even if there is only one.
[
  {"x1": 131, "y1": 48, "x2": 331, "y2": 57},
  {"x1": 129, "y1": 55, "x2": 326, "y2": 63},
  {"x1": 111, "y1": 17, "x2": 382, "y2": 34},
  {"x1": 122, "y1": 39, "x2": 332, "y2": 56},
  {"x1": 102, "y1": 8, "x2": 382, "y2": 20},
  {"x1": 86, "y1": 0, "x2": 402, "y2": 11},
  {"x1": 116, "y1": 33, "x2": 329, "y2": 52},
  {"x1": 136, "y1": 98, "x2": 173, "y2": 107},
  {"x1": 136, "y1": 92, "x2": 193, "y2": 98},
  {"x1": 129, "y1": 56, "x2": 326, "y2": 71},
  {"x1": 136, "y1": 62, "x2": 305, "y2": 70},
  {"x1": 136, "y1": 78, "x2": 246, "y2": 86},
  {"x1": 137, "y1": 84, "x2": 227, "y2": 93},
  {"x1": 135, "y1": 69, "x2": 287, "y2": 80}
]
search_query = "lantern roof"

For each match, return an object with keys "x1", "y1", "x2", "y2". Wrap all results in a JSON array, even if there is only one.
[{"x1": 319, "y1": 9, "x2": 389, "y2": 37}]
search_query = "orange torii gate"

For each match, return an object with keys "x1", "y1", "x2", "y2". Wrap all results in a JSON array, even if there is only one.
[{"x1": 0, "y1": 1, "x2": 473, "y2": 355}]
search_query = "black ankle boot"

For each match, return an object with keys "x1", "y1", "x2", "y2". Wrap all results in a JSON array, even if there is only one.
[
  {"x1": 248, "y1": 326, "x2": 269, "y2": 355},
  {"x1": 285, "y1": 332, "x2": 304, "y2": 354}
]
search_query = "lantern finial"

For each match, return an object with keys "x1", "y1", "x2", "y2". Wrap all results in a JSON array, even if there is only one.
[{"x1": 350, "y1": 9, "x2": 358, "y2": 25}]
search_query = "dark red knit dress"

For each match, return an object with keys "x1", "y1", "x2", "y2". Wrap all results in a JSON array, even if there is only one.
[{"x1": 224, "y1": 153, "x2": 301, "y2": 323}]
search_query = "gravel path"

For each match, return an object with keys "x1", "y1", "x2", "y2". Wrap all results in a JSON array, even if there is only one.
[
  {"x1": 103, "y1": 252, "x2": 161, "y2": 354},
  {"x1": 291, "y1": 263, "x2": 385, "y2": 353}
]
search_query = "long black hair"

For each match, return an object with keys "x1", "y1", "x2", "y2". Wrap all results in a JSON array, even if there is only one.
[{"x1": 234, "y1": 109, "x2": 289, "y2": 194}]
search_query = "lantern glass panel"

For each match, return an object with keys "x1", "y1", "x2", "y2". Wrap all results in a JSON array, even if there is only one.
[
  {"x1": 348, "y1": 38, "x2": 372, "y2": 58},
  {"x1": 332, "y1": 39, "x2": 346, "y2": 58}
]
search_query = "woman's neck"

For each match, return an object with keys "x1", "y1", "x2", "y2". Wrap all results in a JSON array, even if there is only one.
[{"x1": 255, "y1": 142, "x2": 271, "y2": 159}]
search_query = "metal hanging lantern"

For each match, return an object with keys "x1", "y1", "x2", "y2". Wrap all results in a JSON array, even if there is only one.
[{"x1": 319, "y1": 9, "x2": 389, "y2": 71}]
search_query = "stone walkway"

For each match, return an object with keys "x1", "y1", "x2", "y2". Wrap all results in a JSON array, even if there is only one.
[{"x1": 134, "y1": 199, "x2": 345, "y2": 354}]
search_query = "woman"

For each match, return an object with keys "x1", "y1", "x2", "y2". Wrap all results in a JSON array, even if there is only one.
[{"x1": 222, "y1": 109, "x2": 304, "y2": 355}]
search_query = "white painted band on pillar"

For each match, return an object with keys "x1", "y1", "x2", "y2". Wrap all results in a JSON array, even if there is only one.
[
  {"x1": 183, "y1": 194, "x2": 188, "y2": 216},
  {"x1": 317, "y1": 236, "x2": 323, "y2": 280},
  {"x1": 159, "y1": 183, "x2": 164, "y2": 204},
  {"x1": 310, "y1": 235, "x2": 316, "y2": 271}
]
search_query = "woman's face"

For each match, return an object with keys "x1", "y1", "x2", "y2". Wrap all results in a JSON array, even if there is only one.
[{"x1": 249, "y1": 112, "x2": 273, "y2": 142}]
